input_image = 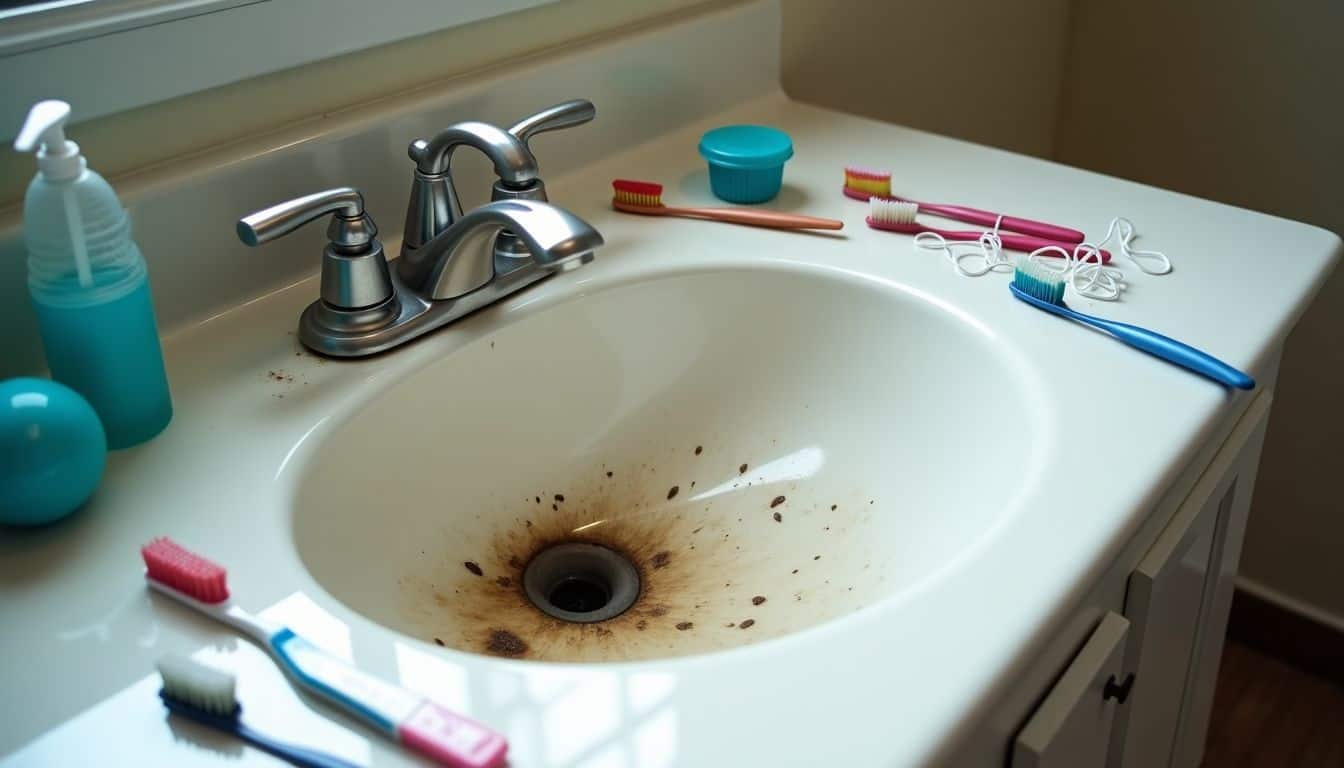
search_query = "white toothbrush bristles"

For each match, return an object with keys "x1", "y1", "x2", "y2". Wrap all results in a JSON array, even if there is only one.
[
  {"x1": 868, "y1": 197, "x2": 918, "y2": 224},
  {"x1": 157, "y1": 654, "x2": 237, "y2": 716}
]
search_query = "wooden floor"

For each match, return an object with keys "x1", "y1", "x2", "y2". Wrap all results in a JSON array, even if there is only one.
[{"x1": 1202, "y1": 640, "x2": 1344, "y2": 767}]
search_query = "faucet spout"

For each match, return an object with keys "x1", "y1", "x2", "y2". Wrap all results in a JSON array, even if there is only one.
[
  {"x1": 409, "y1": 122, "x2": 537, "y2": 182},
  {"x1": 405, "y1": 200, "x2": 603, "y2": 301},
  {"x1": 403, "y1": 123, "x2": 541, "y2": 255}
]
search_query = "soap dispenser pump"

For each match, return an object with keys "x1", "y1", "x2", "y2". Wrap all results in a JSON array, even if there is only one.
[{"x1": 14, "y1": 100, "x2": 172, "y2": 449}]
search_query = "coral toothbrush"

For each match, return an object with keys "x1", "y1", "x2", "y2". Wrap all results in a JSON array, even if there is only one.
[
  {"x1": 868, "y1": 198, "x2": 1112, "y2": 263},
  {"x1": 843, "y1": 166, "x2": 1086, "y2": 243},
  {"x1": 140, "y1": 537, "x2": 509, "y2": 768},
  {"x1": 612, "y1": 179, "x2": 843, "y2": 231},
  {"x1": 1010, "y1": 257, "x2": 1254, "y2": 389}
]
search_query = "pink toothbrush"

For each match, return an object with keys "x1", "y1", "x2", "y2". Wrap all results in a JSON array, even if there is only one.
[
  {"x1": 867, "y1": 199, "x2": 1112, "y2": 263},
  {"x1": 843, "y1": 167, "x2": 1086, "y2": 244}
]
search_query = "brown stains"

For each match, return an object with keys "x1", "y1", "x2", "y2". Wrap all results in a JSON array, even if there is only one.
[
  {"x1": 486, "y1": 629, "x2": 528, "y2": 657},
  {"x1": 770, "y1": 496, "x2": 786, "y2": 508},
  {"x1": 667, "y1": 485, "x2": 679, "y2": 500},
  {"x1": 434, "y1": 637, "x2": 445, "y2": 646},
  {"x1": 739, "y1": 463, "x2": 748, "y2": 474},
  {"x1": 411, "y1": 483, "x2": 739, "y2": 661},
  {"x1": 772, "y1": 512, "x2": 782, "y2": 523},
  {"x1": 401, "y1": 461, "x2": 875, "y2": 662},
  {"x1": 831, "y1": 504, "x2": 837, "y2": 511},
  {"x1": 694, "y1": 446, "x2": 703, "y2": 455}
]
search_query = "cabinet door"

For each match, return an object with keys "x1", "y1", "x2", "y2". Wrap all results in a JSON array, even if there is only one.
[
  {"x1": 1116, "y1": 497, "x2": 1220, "y2": 768},
  {"x1": 1013, "y1": 612, "x2": 1131, "y2": 768}
]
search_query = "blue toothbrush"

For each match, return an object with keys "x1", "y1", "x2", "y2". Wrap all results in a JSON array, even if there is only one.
[
  {"x1": 1010, "y1": 259, "x2": 1254, "y2": 390},
  {"x1": 157, "y1": 654, "x2": 357, "y2": 768}
]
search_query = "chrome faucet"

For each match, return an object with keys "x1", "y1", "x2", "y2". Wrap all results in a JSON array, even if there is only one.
[
  {"x1": 235, "y1": 100, "x2": 602, "y2": 358},
  {"x1": 401, "y1": 98, "x2": 596, "y2": 270}
]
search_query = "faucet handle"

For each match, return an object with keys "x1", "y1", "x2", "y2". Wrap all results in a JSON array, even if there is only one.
[
  {"x1": 238, "y1": 187, "x2": 378, "y2": 250},
  {"x1": 507, "y1": 99, "x2": 595, "y2": 152},
  {"x1": 237, "y1": 187, "x2": 393, "y2": 310}
]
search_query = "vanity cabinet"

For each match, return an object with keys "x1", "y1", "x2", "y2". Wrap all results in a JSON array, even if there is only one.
[
  {"x1": 1004, "y1": 391, "x2": 1271, "y2": 768},
  {"x1": 1111, "y1": 399, "x2": 1266, "y2": 768}
]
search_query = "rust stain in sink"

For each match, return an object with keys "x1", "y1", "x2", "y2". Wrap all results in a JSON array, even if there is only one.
[{"x1": 399, "y1": 445, "x2": 877, "y2": 662}]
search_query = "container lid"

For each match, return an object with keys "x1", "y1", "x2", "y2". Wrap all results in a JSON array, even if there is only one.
[{"x1": 698, "y1": 125, "x2": 793, "y2": 169}]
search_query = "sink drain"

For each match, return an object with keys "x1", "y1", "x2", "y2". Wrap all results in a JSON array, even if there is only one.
[{"x1": 523, "y1": 543, "x2": 640, "y2": 623}]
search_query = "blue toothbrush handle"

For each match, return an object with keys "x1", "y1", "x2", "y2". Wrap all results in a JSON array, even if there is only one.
[
  {"x1": 1009, "y1": 284, "x2": 1255, "y2": 390},
  {"x1": 1080, "y1": 316, "x2": 1254, "y2": 389},
  {"x1": 234, "y1": 724, "x2": 360, "y2": 768}
]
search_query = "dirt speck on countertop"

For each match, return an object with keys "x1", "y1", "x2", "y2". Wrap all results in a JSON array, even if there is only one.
[
  {"x1": 676, "y1": 621, "x2": 694, "y2": 631},
  {"x1": 694, "y1": 446, "x2": 703, "y2": 455},
  {"x1": 464, "y1": 561, "x2": 483, "y2": 576},
  {"x1": 752, "y1": 595, "x2": 766, "y2": 606},
  {"x1": 772, "y1": 512, "x2": 782, "y2": 523},
  {"x1": 739, "y1": 619, "x2": 755, "y2": 629},
  {"x1": 739, "y1": 463, "x2": 748, "y2": 474},
  {"x1": 770, "y1": 495, "x2": 786, "y2": 508},
  {"x1": 434, "y1": 637, "x2": 445, "y2": 646},
  {"x1": 667, "y1": 485, "x2": 679, "y2": 500},
  {"x1": 651, "y1": 551, "x2": 671, "y2": 569}
]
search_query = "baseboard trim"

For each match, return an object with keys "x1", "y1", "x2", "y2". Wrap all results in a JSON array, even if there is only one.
[{"x1": 1228, "y1": 581, "x2": 1344, "y2": 687}]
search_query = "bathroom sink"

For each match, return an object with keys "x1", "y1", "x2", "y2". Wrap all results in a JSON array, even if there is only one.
[{"x1": 292, "y1": 266, "x2": 1044, "y2": 662}]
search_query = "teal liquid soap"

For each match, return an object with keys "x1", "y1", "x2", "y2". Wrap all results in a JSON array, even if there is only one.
[{"x1": 33, "y1": 272, "x2": 172, "y2": 449}]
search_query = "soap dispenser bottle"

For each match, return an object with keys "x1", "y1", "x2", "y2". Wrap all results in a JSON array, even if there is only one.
[{"x1": 13, "y1": 101, "x2": 172, "y2": 449}]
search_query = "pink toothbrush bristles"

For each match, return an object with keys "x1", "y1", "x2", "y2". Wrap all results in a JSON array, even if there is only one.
[{"x1": 141, "y1": 537, "x2": 229, "y2": 604}]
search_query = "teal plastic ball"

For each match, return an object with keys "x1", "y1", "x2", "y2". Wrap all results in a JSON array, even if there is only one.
[{"x1": 0, "y1": 377, "x2": 107, "y2": 525}]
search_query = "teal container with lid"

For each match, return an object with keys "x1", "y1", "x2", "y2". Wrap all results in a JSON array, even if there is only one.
[{"x1": 697, "y1": 125, "x2": 794, "y2": 204}]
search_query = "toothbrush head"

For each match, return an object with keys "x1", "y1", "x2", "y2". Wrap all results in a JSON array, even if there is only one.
[
  {"x1": 611, "y1": 179, "x2": 664, "y2": 209},
  {"x1": 141, "y1": 537, "x2": 230, "y2": 604},
  {"x1": 1012, "y1": 256, "x2": 1067, "y2": 306},
  {"x1": 157, "y1": 654, "x2": 240, "y2": 723},
  {"x1": 843, "y1": 166, "x2": 892, "y2": 199},
  {"x1": 868, "y1": 197, "x2": 919, "y2": 225}
]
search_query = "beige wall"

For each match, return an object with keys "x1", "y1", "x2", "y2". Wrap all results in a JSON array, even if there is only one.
[
  {"x1": 780, "y1": 0, "x2": 1076, "y2": 158},
  {"x1": 1054, "y1": 0, "x2": 1344, "y2": 622}
]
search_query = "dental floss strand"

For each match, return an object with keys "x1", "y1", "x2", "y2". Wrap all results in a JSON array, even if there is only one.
[{"x1": 912, "y1": 213, "x2": 1171, "y2": 300}]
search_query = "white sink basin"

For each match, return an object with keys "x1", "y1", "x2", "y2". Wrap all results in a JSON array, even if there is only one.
[{"x1": 292, "y1": 266, "x2": 1044, "y2": 662}]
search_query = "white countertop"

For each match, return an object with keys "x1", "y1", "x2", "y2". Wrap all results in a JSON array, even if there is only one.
[{"x1": 2, "y1": 88, "x2": 1338, "y2": 767}]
